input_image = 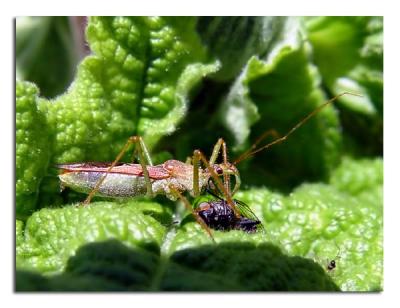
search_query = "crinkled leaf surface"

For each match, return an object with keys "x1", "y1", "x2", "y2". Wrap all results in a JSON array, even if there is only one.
[
  {"x1": 16, "y1": 17, "x2": 220, "y2": 211},
  {"x1": 305, "y1": 17, "x2": 383, "y2": 155},
  {"x1": 16, "y1": 17, "x2": 382, "y2": 292},
  {"x1": 39, "y1": 17, "x2": 219, "y2": 163},
  {"x1": 220, "y1": 17, "x2": 341, "y2": 188},
  {"x1": 16, "y1": 81, "x2": 50, "y2": 219},
  {"x1": 16, "y1": 158, "x2": 382, "y2": 291}
]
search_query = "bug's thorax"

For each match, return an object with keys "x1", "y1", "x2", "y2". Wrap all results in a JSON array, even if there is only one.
[{"x1": 162, "y1": 159, "x2": 209, "y2": 193}]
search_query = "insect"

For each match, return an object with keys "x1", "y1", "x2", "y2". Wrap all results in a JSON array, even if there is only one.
[
  {"x1": 57, "y1": 92, "x2": 360, "y2": 239},
  {"x1": 195, "y1": 190, "x2": 263, "y2": 233},
  {"x1": 326, "y1": 245, "x2": 342, "y2": 273},
  {"x1": 57, "y1": 135, "x2": 240, "y2": 239}
]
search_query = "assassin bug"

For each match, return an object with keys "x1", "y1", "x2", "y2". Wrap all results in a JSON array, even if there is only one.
[{"x1": 57, "y1": 92, "x2": 361, "y2": 240}]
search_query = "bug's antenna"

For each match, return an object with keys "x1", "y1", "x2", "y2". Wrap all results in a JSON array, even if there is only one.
[{"x1": 233, "y1": 92, "x2": 363, "y2": 165}]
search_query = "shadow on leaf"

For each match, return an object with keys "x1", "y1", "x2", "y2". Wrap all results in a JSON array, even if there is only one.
[{"x1": 16, "y1": 239, "x2": 339, "y2": 292}]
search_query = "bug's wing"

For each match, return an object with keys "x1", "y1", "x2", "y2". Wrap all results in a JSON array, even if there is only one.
[
  {"x1": 56, "y1": 162, "x2": 170, "y2": 179},
  {"x1": 56, "y1": 162, "x2": 143, "y2": 174}
]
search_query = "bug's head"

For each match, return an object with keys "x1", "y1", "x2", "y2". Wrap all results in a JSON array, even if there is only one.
[{"x1": 210, "y1": 162, "x2": 241, "y2": 195}]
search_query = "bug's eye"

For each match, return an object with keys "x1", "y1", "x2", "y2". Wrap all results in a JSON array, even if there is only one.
[{"x1": 216, "y1": 167, "x2": 223, "y2": 175}]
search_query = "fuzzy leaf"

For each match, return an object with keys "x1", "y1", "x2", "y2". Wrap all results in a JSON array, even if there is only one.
[
  {"x1": 16, "y1": 17, "x2": 382, "y2": 292},
  {"x1": 16, "y1": 201, "x2": 168, "y2": 274},
  {"x1": 17, "y1": 240, "x2": 338, "y2": 291},
  {"x1": 234, "y1": 157, "x2": 383, "y2": 291},
  {"x1": 16, "y1": 81, "x2": 50, "y2": 218},
  {"x1": 220, "y1": 17, "x2": 341, "y2": 187},
  {"x1": 305, "y1": 17, "x2": 383, "y2": 154},
  {"x1": 16, "y1": 17, "x2": 219, "y2": 209},
  {"x1": 16, "y1": 158, "x2": 382, "y2": 291},
  {"x1": 38, "y1": 17, "x2": 219, "y2": 163}
]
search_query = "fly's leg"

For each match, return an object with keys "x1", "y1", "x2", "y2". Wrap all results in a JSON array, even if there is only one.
[
  {"x1": 193, "y1": 150, "x2": 241, "y2": 218},
  {"x1": 83, "y1": 136, "x2": 154, "y2": 205},
  {"x1": 169, "y1": 185, "x2": 215, "y2": 243}
]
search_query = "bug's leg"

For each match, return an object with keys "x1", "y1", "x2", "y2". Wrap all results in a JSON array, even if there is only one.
[
  {"x1": 132, "y1": 135, "x2": 153, "y2": 166},
  {"x1": 193, "y1": 150, "x2": 241, "y2": 218},
  {"x1": 220, "y1": 139, "x2": 231, "y2": 196},
  {"x1": 83, "y1": 136, "x2": 137, "y2": 205},
  {"x1": 192, "y1": 150, "x2": 201, "y2": 197},
  {"x1": 191, "y1": 143, "x2": 228, "y2": 198},
  {"x1": 185, "y1": 156, "x2": 192, "y2": 164},
  {"x1": 209, "y1": 138, "x2": 224, "y2": 165},
  {"x1": 169, "y1": 185, "x2": 215, "y2": 243},
  {"x1": 208, "y1": 138, "x2": 232, "y2": 195},
  {"x1": 82, "y1": 136, "x2": 153, "y2": 205},
  {"x1": 132, "y1": 136, "x2": 154, "y2": 198}
]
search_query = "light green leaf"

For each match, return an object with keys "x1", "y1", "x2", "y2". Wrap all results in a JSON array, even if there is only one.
[
  {"x1": 38, "y1": 17, "x2": 219, "y2": 164},
  {"x1": 16, "y1": 17, "x2": 220, "y2": 209},
  {"x1": 16, "y1": 201, "x2": 168, "y2": 274},
  {"x1": 16, "y1": 17, "x2": 382, "y2": 292},
  {"x1": 16, "y1": 81, "x2": 50, "y2": 219},
  {"x1": 16, "y1": 158, "x2": 382, "y2": 291}
]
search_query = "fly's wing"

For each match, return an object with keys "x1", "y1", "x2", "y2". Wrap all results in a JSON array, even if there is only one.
[{"x1": 234, "y1": 199, "x2": 265, "y2": 232}]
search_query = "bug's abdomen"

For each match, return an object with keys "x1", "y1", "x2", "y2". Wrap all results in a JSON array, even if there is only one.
[{"x1": 59, "y1": 171, "x2": 148, "y2": 198}]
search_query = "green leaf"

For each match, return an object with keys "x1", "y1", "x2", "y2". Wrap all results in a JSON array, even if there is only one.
[
  {"x1": 16, "y1": 17, "x2": 382, "y2": 292},
  {"x1": 17, "y1": 240, "x2": 339, "y2": 291},
  {"x1": 234, "y1": 157, "x2": 382, "y2": 291},
  {"x1": 305, "y1": 17, "x2": 383, "y2": 154},
  {"x1": 16, "y1": 17, "x2": 219, "y2": 208},
  {"x1": 220, "y1": 17, "x2": 341, "y2": 187},
  {"x1": 16, "y1": 201, "x2": 168, "y2": 274},
  {"x1": 16, "y1": 158, "x2": 382, "y2": 291},
  {"x1": 16, "y1": 17, "x2": 80, "y2": 98},
  {"x1": 38, "y1": 17, "x2": 219, "y2": 163},
  {"x1": 196, "y1": 17, "x2": 288, "y2": 81},
  {"x1": 16, "y1": 81, "x2": 50, "y2": 219}
]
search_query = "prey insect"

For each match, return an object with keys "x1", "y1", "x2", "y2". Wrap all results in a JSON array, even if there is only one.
[
  {"x1": 57, "y1": 92, "x2": 360, "y2": 240},
  {"x1": 195, "y1": 190, "x2": 263, "y2": 233}
]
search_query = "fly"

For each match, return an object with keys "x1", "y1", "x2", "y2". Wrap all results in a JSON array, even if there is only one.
[{"x1": 195, "y1": 190, "x2": 263, "y2": 233}]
